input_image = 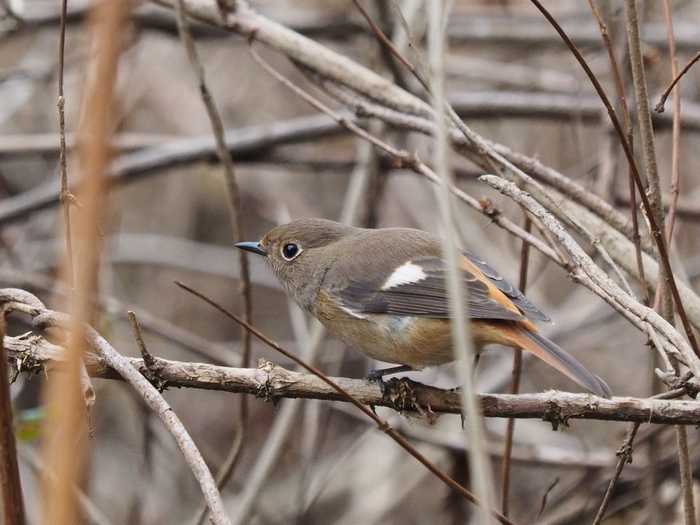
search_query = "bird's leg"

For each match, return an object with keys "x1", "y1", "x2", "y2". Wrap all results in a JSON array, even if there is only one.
[
  {"x1": 364, "y1": 365, "x2": 414, "y2": 401},
  {"x1": 365, "y1": 364, "x2": 414, "y2": 382}
]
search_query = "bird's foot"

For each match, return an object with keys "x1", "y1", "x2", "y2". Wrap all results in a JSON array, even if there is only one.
[{"x1": 364, "y1": 365, "x2": 414, "y2": 403}]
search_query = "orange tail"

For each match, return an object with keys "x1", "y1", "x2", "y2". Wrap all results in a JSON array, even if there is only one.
[{"x1": 510, "y1": 327, "x2": 612, "y2": 398}]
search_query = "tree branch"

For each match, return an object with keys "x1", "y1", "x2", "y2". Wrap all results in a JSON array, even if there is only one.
[{"x1": 5, "y1": 331, "x2": 699, "y2": 426}]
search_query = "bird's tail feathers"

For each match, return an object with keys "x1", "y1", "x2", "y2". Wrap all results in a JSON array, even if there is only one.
[{"x1": 515, "y1": 328, "x2": 612, "y2": 399}]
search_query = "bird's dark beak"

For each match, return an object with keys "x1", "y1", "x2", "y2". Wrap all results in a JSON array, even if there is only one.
[{"x1": 235, "y1": 241, "x2": 268, "y2": 256}]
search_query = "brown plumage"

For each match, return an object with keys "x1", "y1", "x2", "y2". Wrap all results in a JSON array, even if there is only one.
[{"x1": 236, "y1": 218, "x2": 612, "y2": 398}]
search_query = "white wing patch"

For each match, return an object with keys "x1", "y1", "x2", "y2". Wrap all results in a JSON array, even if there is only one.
[{"x1": 381, "y1": 262, "x2": 428, "y2": 290}]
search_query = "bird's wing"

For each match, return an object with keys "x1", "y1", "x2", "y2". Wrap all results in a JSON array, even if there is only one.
[
  {"x1": 460, "y1": 249, "x2": 552, "y2": 323},
  {"x1": 329, "y1": 256, "x2": 527, "y2": 321}
]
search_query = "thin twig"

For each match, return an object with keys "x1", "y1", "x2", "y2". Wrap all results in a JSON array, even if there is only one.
[
  {"x1": 660, "y1": 1, "x2": 683, "y2": 260},
  {"x1": 227, "y1": 320, "x2": 325, "y2": 525},
  {"x1": 500, "y1": 215, "x2": 531, "y2": 517},
  {"x1": 127, "y1": 312, "x2": 160, "y2": 381},
  {"x1": 656, "y1": 50, "x2": 700, "y2": 113},
  {"x1": 586, "y1": 0, "x2": 633, "y2": 136},
  {"x1": 389, "y1": 0, "x2": 431, "y2": 84},
  {"x1": 57, "y1": 0, "x2": 74, "y2": 285},
  {"x1": 172, "y1": 5, "x2": 252, "y2": 522},
  {"x1": 593, "y1": 422, "x2": 641, "y2": 525},
  {"x1": 351, "y1": 0, "x2": 502, "y2": 182},
  {"x1": 47, "y1": 311, "x2": 231, "y2": 524},
  {"x1": 350, "y1": 0, "x2": 430, "y2": 92},
  {"x1": 586, "y1": 0, "x2": 650, "y2": 307},
  {"x1": 660, "y1": 2, "x2": 696, "y2": 522}
]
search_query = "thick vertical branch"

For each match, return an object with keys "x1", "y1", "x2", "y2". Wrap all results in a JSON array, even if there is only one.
[
  {"x1": 623, "y1": 0, "x2": 664, "y2": 230},
  {"x1": 624, "y1": 0, "x2": 672, "y2": 323},
  {"x1": 428, "y1": 3, "x2": 497, "y2": 524},
  {"x1": 39, "y1": 0, "x2": 127, "y2": 522}
]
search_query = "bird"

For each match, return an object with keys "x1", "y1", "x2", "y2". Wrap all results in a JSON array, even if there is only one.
[{"x1": 236, "y1": 218, "x2": 612, "y2": 398}]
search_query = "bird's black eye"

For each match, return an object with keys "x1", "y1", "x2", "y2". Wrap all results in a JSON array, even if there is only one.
[{"x1": 282, "y1": 243, "x2": 301, "y2": 261}]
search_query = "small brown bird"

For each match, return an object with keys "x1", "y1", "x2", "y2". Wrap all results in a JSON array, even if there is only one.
[{"x1": 236, "y1": 218, "x2": 611, "y2": 398}]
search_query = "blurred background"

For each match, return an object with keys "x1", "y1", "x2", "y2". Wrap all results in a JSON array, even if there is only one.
[{"x1": 1, "y1": 0, "x2": 700, "y2": 523}]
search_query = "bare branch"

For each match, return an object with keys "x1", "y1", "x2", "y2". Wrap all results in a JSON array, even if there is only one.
[{"x1": 5, "y1": 330, "x2": 700, "y2": 425}]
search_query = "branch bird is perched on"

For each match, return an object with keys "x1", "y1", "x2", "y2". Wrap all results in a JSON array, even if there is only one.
[{"x1": 236, "y1": 218, "x2": 612, "y2": 398}]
